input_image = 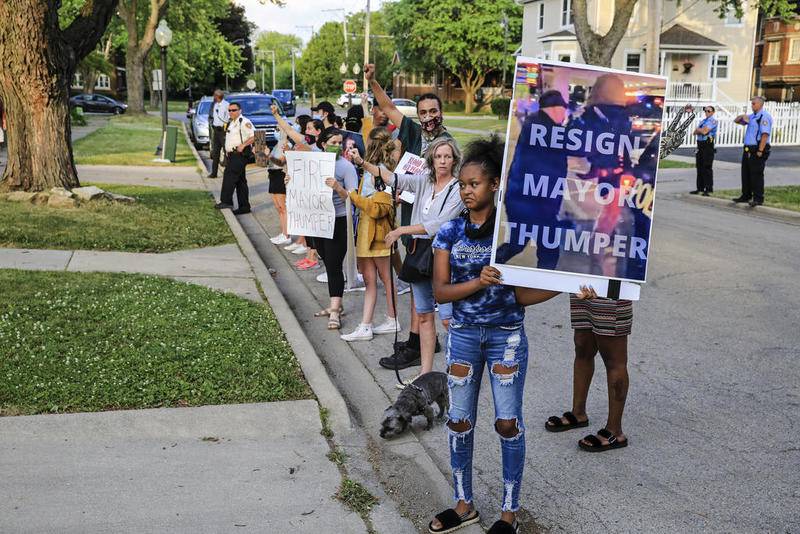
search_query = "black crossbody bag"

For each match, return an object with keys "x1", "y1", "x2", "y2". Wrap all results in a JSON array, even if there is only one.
[{"x1": 398, "y1": 179, "x2": 455, "y2": 283}]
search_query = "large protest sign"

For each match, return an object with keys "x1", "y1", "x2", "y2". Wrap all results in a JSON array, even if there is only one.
[
  {"x1": 285, "y1": 150, "x2": 337, "y2": 239},
  {"x1": 491, "y1": 58, "x2": 667, "y2": 300}
]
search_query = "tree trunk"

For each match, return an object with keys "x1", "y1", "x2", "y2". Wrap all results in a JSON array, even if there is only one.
[
  {"x1": 0, "y1": 5, "x2": 78, "y2": 192},
  {"x1": 126, "y1": 49, "x2": 147, "y2": 114},
  {"x1": 572, "y1": 0, "x2": 637, "y2": 67},
  {"x1": 459, "y1": 70, "x2": 486, "y2": 115},
  {"x1": 84, "y1": 72, "x2": 99, "y2": 95}
]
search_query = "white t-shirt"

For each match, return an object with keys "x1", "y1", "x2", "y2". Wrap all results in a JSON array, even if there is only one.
[{"x1": 225, "y1": 116, "x2": 255, "y2": 153}]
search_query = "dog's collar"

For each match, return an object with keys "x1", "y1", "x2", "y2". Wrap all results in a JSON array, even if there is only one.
[{"x1": 406, "y1": 382, "x2": 431, "y2": 405}]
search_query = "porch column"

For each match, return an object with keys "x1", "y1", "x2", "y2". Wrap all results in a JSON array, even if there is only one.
[
  {"x1": 710, "y1": 52, "x2": 718, "y2": 103},
  {"x1": 660, "y1": 51, "x2": 667, "y2": 76}
]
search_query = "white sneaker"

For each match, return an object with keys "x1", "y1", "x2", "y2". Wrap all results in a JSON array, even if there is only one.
[
  {"x1": 340, "y1": 323, "x2": 373, "y2": 341},
  {"x1": 291, "y1": 245, "x2": 309, "y2": 255},
  {"x1": 373, "y1": 317, "x2": 401, "y2": 335},
  {"x1": 271, "y1": 234, "x2": 292, "y2": 245},
  {"x1": 316, "y1": 272, "x2": 328, "y2": 283},
  {"x1": 396, "y1": 279, "x2": 411, "y2": 295},
  {"x1": 284, "y1": 242, "x2": 300, "y2": 251}
]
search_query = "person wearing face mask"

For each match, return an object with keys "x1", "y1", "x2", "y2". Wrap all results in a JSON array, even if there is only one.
[
  {"x1": 496, "y1": 89, "x2": 573, "y2": 270},
  {"x1": 311, "y1": 101, "x2": 335, "y2": 127},
  {"x1": 365, "y1": 63, "x2": 456, "y2": 364}
]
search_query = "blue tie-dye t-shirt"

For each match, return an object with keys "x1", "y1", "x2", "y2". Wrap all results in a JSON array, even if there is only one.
[{"x1": 433, "y1": 217, "x2": 524, "y2": 326}]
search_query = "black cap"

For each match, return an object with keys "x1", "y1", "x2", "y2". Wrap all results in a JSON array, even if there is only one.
[
  {"x1": 311, "y1": 101, "x2": 335, "y2": 115},
  {"x1": 540, "y1": 90, "x2": 568, "y2": 108}
]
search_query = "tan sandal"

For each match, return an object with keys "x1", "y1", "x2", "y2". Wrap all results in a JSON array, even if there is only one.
[
  {"x1": 327, "y1": 311, "x2": 341, "y2": 330},
  {"x1": 314, "y1": 307, "x2": 344, "y2": 318}
]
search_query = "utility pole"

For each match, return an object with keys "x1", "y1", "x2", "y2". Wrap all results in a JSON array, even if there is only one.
[
  {"x1": 363, "y1": 0, "x2": 371, "y2": 92},
  {"x1": 501, "y1": 13, "x2": 509, "y2": 92},
  {"x1": 291, "y1": 49, "x2": 297, "y2": 93},
  {"x1": 267, "y1": 50, "x2": 276, "y2": 92}
]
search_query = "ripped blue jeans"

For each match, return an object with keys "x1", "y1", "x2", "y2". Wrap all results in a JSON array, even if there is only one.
[{"x1": 446, "y1": 322, "x2": 528, "y2": 512}]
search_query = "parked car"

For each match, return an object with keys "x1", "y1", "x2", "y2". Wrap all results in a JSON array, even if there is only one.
[
  {"x1": 188, "y1": 97, "x2": 213, "y2": 150},
  {"x1": 69, "y1": 93, "x2": 127, "y2": 114},
  {"x1": 227, "y1": 93, "x2": 285, "y2": 148},
  {"x1": 392, "y1": 98, "x2": 417, "y2": 118},
  {"x1": 337, "y1": 93, "x2": 362, "y2": 108},
  {"x1": 272, "y1": 89, "x2": 295, "y2": 116}
]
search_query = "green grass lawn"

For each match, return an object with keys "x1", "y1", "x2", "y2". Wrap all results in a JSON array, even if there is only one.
[
  {"x1": 0, "y1": 183, "x2": 233, "y2": 252},
  {"x1": 145, "y1": 100, "x2": 191, "y2": 113},
  {"x1": 0, "y1": 270, "x2": 311, "y2": 416},
  {"x1": 711, "y1": 186, "x2": 800, "y2": 212},
  {"x1": 73, "y1": 114, "x2": 195, "y2": 166},
  {"x1": 446, "y1": 117, "x2": 508, "y2": 132},
  {"x1": 659, "y1": 159, "x2": 695, "y2": 169}
]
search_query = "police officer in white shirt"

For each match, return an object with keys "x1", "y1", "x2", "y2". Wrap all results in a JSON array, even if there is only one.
[
  {"x1": 733, "y1": 95, "x2": 773, "y2": 207},
  {"x1": 207, "y1": 89, "x2": 230, "y2": 178},
  {"x1": 214, "y1": 103, "x2": 255, "y2": 214}
]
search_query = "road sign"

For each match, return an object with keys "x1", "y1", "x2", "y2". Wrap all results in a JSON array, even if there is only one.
[
  {"x1": 343, "y1": 79, "x2": 357, "y2": 94},
  {"x1": 151, "y1": 70, "x2": 162, "y2": 91},
  {"x1": 246, "y1": 79, "x2": 256, "y2": 90}
]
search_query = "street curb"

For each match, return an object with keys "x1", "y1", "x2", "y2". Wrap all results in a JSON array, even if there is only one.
[
  {"x1": 182, "y1": 123, "x2": 353, "y2": 434},
  {"x1": 681, "y1": 193, "x2": 800, "y2": 222},
  {"x1": 244, "y1": 213, "x2": 482, "y2": 533}
]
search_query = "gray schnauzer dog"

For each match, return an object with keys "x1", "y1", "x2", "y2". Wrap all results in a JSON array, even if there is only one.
[{"x1": 380, "y1": 371, "x2": 449, "y2": 439}]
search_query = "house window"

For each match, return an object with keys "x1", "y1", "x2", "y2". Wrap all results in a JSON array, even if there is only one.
[
  {"x1": 72, "y1": 73, "x2": 83, "y2": 88},
  {"x1": 625, "y1": 53, "x2": 642, "y2": 72},
  {"x1": 766, "y1": 41, "x2": 782, "y2": 64},
  {"x1": 538, "y1": 3, "x2": 545, "y2": 31},
  {"x1": 559, "y1": 53, "x2": 573, "y2": 63},
  {"x1": 710, "y1": 54, "x2": 730, "y2": 79},
  {"x1": 95, "y1": 74, "x2": 111, "y2": 90},
  {"x1": 561, "y1": 0, "x2": 573, "y2": 27},
  {"x1": 789, "y1": 38, "x2": 800, "y2": 62}
]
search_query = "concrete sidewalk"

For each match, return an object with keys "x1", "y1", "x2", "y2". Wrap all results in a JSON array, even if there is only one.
[
  {"x1": 0, "y1": 244, "x2": 261, "y2": 302},
  {"x1": 76, "y1": 164, "x2": 206, "y2": 190},
  {"x1": 0, "y1": 401, "x2": 366, "y2": 534}
]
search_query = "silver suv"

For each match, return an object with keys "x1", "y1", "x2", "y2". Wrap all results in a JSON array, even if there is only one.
[{"x1": 187, "y1": 96, "x2": 213, "y2": 149}]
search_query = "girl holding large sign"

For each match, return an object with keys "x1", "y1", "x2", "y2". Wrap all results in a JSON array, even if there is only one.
[{"x1": 430, "y1": 136, "x2": 595, "y2": 534}]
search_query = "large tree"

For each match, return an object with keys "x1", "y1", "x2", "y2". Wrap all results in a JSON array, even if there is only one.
[
  {"x1": 117, "y1": 0, "x2": 168, "y2": 114},
  {"x1": 297, "y1": 21, "x2": 351, "y2": 100},
  {"x1": 253, "y1": 31, "x2": 303, "y2": 92},
  {"x1": 0, "y1": 0, "x2": 119, "y2": 192},
  {"x1": 385, "y1": 0, "x2": 522, "y2": 113},
  {"x1": 573, "y1": 0, "x2": 799, "y2": 67}
]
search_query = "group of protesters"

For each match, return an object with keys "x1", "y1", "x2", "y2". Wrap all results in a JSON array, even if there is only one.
[{"x1": 254, "y1": 63, "x2": 635, "y2": 534}]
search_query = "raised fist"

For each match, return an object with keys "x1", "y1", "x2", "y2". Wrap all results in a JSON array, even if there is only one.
[{"x1": 364, "y1": 64, "x2": 376, "y2": 81}]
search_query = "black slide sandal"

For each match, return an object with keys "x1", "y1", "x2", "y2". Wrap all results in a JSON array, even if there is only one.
[
  {"x1": 578, "y1": 428, "x2": 629, "y2": 452},
  {"x1": 428, "y1": 508, "x2": 480, "y2": 533},
  {"x1": 487, "y1": 519, "x2": 520, "y2": 533},
  {"x1": 545, "y1": 411, "x2": 589, "y2": 432}
]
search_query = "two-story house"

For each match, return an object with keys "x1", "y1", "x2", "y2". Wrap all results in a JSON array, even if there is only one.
[
  {"x1": 758, "y1": 15, "x2": 800, "y2": 101},
  {"x1": 516, "y1": 0, "x2": 759, "y2": 104}
]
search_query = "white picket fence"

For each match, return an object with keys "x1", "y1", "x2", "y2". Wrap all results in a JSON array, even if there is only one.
[{"x1": 663, "y1": 102, "x2": 800, "y2": 147}]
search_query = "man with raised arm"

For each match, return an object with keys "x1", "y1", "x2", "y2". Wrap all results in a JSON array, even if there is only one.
[{"x1": 364, "y1": 63, "x2": 456, "y2": 374}]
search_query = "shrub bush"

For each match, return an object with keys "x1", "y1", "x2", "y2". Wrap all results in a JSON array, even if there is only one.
[
  {"x1": 491, "y1": 98, "x2": 512, "y2": 119},
  {"x1": 70, "y1": 107, "x2": 87, "y2": 126}
]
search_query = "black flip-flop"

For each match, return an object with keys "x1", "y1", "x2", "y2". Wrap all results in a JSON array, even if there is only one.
[
  {"x1": 487, "y1": 519, "x2": 519, "y2": 533},
  {"x1": 545, "y1": 411, "x2": 589, "y2": 432},
  {"x1": 428, "y1": 508, "x2": 480, "y2": 533},
  {"x1": 578, "y1": 428, "x2": 629, "y2": 452}
]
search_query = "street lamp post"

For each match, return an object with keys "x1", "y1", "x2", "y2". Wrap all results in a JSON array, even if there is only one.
[
  {"x1": 155, "y1": 20, "x2": 172, "y2": 136},
  {"x1": 500, "y1": 14, "x2": 509, "y2": 93},
  {"x1": 154, "y1": 19, "x2": 172, "y2": 157}
]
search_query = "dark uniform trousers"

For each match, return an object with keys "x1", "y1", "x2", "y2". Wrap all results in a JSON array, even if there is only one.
[
  {"x1": 221, "y1": 151, "x2": 250, "y2": 210},
  {"x1": 741, "y1": 146, "x2": 768, "y2": 203},
  {"x1": 695, "y1": 140, "x2": 714, "y2": 192},
  {"x1": 209, "y1": 126, "x2": 226, "y2": 177}
]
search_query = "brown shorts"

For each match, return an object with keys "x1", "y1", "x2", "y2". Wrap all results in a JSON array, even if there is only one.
[{"x1": 570, "y1": 296, "x2": 633, "y2": 337}]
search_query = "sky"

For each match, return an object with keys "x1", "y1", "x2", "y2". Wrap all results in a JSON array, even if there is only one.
[{"x1": 235, "y1": 0, "x2": 386, "y2": 45}]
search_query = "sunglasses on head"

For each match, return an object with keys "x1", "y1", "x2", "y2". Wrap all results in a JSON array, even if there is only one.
[{"x1": 230, "y1": 107, "x2": 240, "y2": 112}]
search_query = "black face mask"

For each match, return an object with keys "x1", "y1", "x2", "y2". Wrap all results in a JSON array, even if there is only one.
[
  {"x1": 305, "y1": 134, "x2": 316, "y2": 145},
  {"x1": 462, "y1": 207, "x2": 496, "y2": 240}
]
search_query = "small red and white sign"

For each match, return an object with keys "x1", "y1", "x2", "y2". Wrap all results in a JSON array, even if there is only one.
[{"x1": 343, "y1": 79, "x2": 358, "y2": 94}]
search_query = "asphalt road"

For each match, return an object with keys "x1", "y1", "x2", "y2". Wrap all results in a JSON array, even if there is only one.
[
  {"x1": 413, "y1": 173, "x2": 800, "y2": 532},
  {"x1": 674, "y1": 145, "x2": 800, "y2": 167},
  {"x1": 185, "y1": 109, "x2": 799, "y2": 531}
]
